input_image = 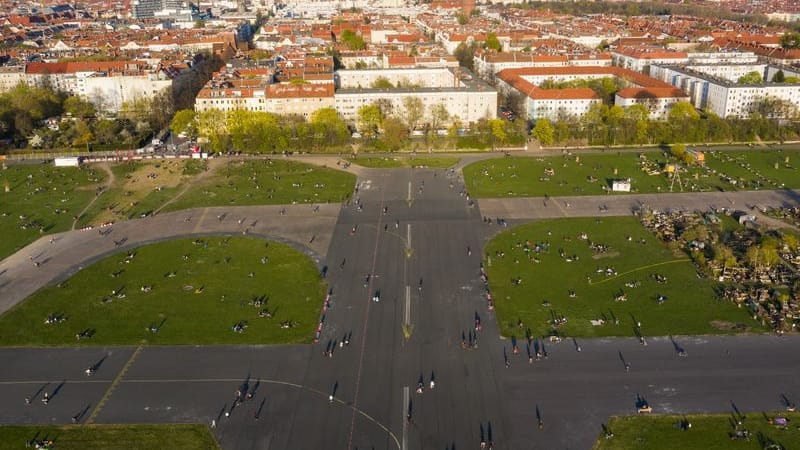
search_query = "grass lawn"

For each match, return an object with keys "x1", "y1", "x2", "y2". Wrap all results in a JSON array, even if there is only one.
[
  {"x1": 0, "y1": 164, "x2": 105, "y2": 260},
  {"x1": 484, "y1": 217, "x2": 763, "y2": 338},
  {"x1": 0, "y1": 424, "x2": 218, "y2": 450},
  {"x1": 0, "y1": 237, "x2": 326, "y2": 346},
  {"x1": 595, "y1": 412, "x2": 800, "y2": 450},
  {"x1": 164, "y1": 159, "x2": 354, "y2": 212},
  {"x1": 464, "y1": 149, "x2": 800, "y2": 198},
  {"x1": 349, "y1": 156, "x2": 460, "y2": 169}
]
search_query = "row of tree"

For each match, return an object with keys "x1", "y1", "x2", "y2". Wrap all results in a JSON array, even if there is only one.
[
  {"x1": 529, "y1": 101, "x2": 800, "y2": 147},
  {"x1": 171, "y1": 107, "x2": 351, "y2": 153},
  {"x1": 170, "y1": 103, "x2": 529, "y2": 153}
]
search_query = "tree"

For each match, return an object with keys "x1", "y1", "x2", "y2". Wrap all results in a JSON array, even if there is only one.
[
  {"x1": 380, "y1": 117, "x2": 408, "y2": 151},
  {"x1": 357, "y1": 103, "x2": 383, "y2": 139},
  {"x1": 170, "y1": 109, "x2": 196, "y2": 135},
  {"x1": 453, "y1": 42, "x2": 478, "y2": 71},
  {"x1": 485, "y1": 33, "x2": 501, "y2": 51},
  {"x1": 63, "y1": 96, "x2": 95, "y2": 119},
  {"x1": 310, "y1": 107, "x2": 349, "y2": 146},
  {"x1": 71, "y1": 120, "x2": 94, "y2": 148},
  {"x1": 751, "y1": 96, "x2": 799, "y2": 120},
  {"x1": 531, "y1": 118, "x2": 555, "y2": 145},
  {"x1": 340, "y1": 30, "x2": 366, "y2": 51},
  {"x1": 737, "y1": 71, "x2": 763, "y2": 84},
  {"x1": 429, "y1": 103, "x2": 450, "y2": 132},
  {"x1": 772, "y1": 70, "x2": 786, "y2": 83},
  {"x1": 624, "y1": 104, "x2": 649, "y2": 144},
  {"x1": 402, "y1": 97, "x2": 424, "y2": 131},
  {"x1": 780, "y1": 33, "x2": 800, "y2": 49},
  {"x1": 488, "y1": 118, "x2": 507, "y2": 149},
  {"x1": 714, "y1": 244, "x2": 737, "y2": 276},
  {"x1": 371, "y1": 77, "x2": 394, "y2": 89}
]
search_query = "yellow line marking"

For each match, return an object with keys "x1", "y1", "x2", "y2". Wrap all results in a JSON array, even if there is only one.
[
  {"x1": 85, "y1": 345, "x2": 142, "y2": 424},
  {"x1": 589, "y1": 259, "x2": 691, "y2": 285}
]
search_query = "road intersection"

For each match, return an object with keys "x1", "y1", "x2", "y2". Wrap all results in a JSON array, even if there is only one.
[{"x1": 1, "y1": 163, "x2": 799, "y2": 449}]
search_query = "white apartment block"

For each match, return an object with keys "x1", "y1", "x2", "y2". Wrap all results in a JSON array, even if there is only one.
[
  {"x1": 653, "y1": 64, "x2": 800, "y2": 118},
  {"x1": 473, "y1": 52, "x2": 612, "y2": 79},
  {"x1": 614, "y1": 88, "x2": 690, "y2": 120},
  {"x1": 23, "y1": 62, "x2": 175, "y2": 111},
  {"x1": 195, "y1": 83, "x2": 335, "y2": 119},
  {"x1": 525, "y1": 94, "x2": 601, "y2": 122},
  {"x1": 334, "y1": 89, "x2": 496, "y2": 127},
  {"x1": 334, "y1": 67, "x2": 496, "y2": 126},
  {"x1": 0, "y1": 66, "x2": 24, "y2": 92}
]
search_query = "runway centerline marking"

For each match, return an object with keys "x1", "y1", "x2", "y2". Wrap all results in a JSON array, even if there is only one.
[
  {"x1": 406, "y1": 224, "x2": 411, "y2": 250},
  {"x1": 404, "y1": 285, "x2": 411, "y2": 325}
]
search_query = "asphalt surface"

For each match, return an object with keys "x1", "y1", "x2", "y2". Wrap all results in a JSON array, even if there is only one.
[{"x1": 1, "y1": 164, "x2": 800, "y2": 449}]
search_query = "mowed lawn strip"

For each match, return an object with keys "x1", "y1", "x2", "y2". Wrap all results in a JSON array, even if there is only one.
[
  {"x1": 0, "y1": 164, "x2": 105, "y2": 261},
  {"x1": 164, "y1": 159, "x2": 354, "y2": 212},
  {"x1": 0, "y1": 424, "x2": 218, "y2": 450},
  {"x1": 484, "y1": 217, "x2": 763, "y2": 338},
  {"x1": 464, "y1": 149, "x2": 800, "y2": 198},
  {"x1": 349, "y1": 156, "x2": 460, "y2": 169},
  {"x1": 0, "y1": 237, "x2": 326, "y2": 346},
  {"x1": 594, "y1": 412, "x2": 800, "y2": 450}
]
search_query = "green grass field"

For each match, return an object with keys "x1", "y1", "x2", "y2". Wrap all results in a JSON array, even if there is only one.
[
  {"x1": 349, "y1": 156, "x2": 460, "y2": 169},
  {"x1": 0, "y1": 424, "x2": 218, "y2": 450},
  {"x1": 164, "y1": 159, "x2": 355, "y2": 212},
  {"x1": 0, "y1": 164, "x2": 105, "y2": 260},
  {"x1": 595, "y1": 412, "x2": 800, "y2": 450},
  {"x1": 464, "y1": 149, "x2": 800, "y2": 198},
  {"x1": 0, "y1": 237, "x2": 326, "y2": 345},
  {"x1": 484, "y1": 217, "x2": 763, "y2": 338}
]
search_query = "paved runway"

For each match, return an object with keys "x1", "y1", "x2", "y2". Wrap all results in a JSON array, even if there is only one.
[{"x1": 1, "y1": 164, "x2": 800, "y2": 449}]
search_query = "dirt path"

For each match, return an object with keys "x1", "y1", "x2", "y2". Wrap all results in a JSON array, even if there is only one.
[
  {"x1": 152, "y1": 159, "x2": 221, "y2": 215},
  {"x1": 71, "y1": 163, "x2": 114, "y2": 230}
]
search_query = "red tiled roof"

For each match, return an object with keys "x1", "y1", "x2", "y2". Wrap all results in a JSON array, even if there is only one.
[
  {"x1": 497, "y1": 66, "x2": 683, "y2": 101},
  {"x1": 25, "y1": 61, "x2": 133, "y2": 74}
]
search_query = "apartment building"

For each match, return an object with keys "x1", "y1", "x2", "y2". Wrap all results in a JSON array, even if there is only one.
[
  {"x1": 496, "y1": 66, "x2": 688, "y2": 121},
  {"x1": 652, "y1": 64, "x2": 800, "y2": 118},
  {"x1": 334, "y1": 67, "x2": 496, "y2": 126},
  {"x1": 23, "y1": 61, "x2": 176, "y2": 111},
  {"x1": 473, "y1": 51, "x2": 612, "y2": 79}
]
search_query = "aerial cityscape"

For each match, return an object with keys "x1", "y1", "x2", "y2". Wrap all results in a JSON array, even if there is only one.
[{"x1": 0, "y1": 0, "x2": 799, "y2": 449}]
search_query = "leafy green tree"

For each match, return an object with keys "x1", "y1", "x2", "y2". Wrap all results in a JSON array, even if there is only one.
[
  {"x1": 624, "y1": 104, "x2": 649, "y2": 144},
  {"x1": 454, "y1": 42, "x2": 478, "y2": 71},
  {"x1": 63, "y1": 96, "x2": 96, "y2": 119},
  {"x1": 488, "y1": 118, "x2": 507, "y2": 149},
  {"x1": 357, "y1": 103, "x2": 383, "y2": 139},
  {"x1": 72, "y1": 120, "x2": 94, "y2": 148},
  {"x1": 772, "y1": 70, "x2": 785, "y2": 83},
  {"x1": 380, "y1": 117, "x2": 408, "y2": 151},
  {"x1": 531, "y1": 118, "x2": 555, "y2": 145},
  {"x1": 737, "y1": 71, "x2": 763, "y2": 84},
  {"x1": 485, "y1": 33, "x2": 501, "y2": 51},
  {"x1": 371, "y1": 77, "x2": 394, "y2": 89},
  {"x1": 780, "y1": 33, "x2": 800, "y2": 49},
  {"x1": 340, "y1": 30, "x2": 366, "y2": 51},
  {"x1": 310, "y1": 107, "x2": 349, "y2": 146},
  {"x1": 170, "y1": 109, "x2": 196, "y2": 135}
]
